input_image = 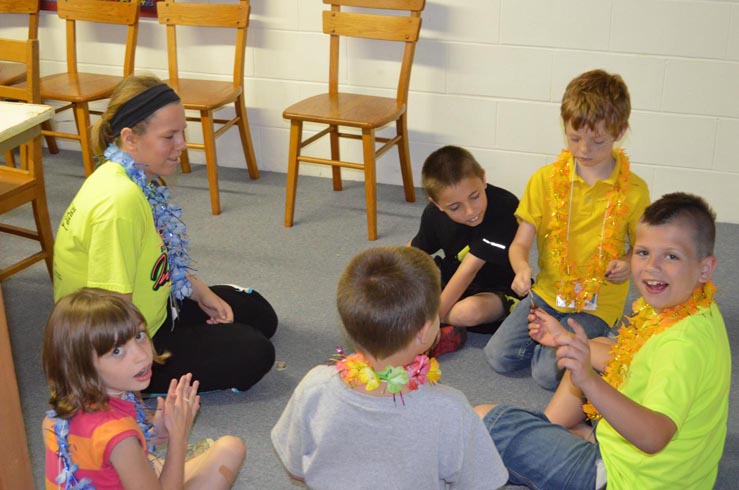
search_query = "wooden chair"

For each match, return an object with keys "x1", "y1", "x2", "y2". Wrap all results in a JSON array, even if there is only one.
[
  {"x1": 0, "y1": 0, "x2": 39, "y2": 87},
  {"x1": 0, "y1": 0, "x2": 56, "y2": 165},
  {"x1": 0, "y1": 38, "x2": 54, "y2": 281},
  {"x1": 157, "y1": 0, "x2": 259, "y2": 216},
  {"x1": 283, "y1": 0, "x2": 425, "y2": 241},
  {"x1": 39, "y1": 0, "x2": 140, "y2": 176}
]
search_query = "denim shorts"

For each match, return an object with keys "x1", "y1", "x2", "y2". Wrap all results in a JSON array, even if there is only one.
[
  {"x1": 483, "y1": 290, "x2": 614, "y2": 390},
  {"x1": 483, "y1": 404, "x2": 602, "y2": 490}
]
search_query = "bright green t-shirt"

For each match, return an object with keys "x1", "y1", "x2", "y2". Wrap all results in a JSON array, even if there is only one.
[
  {"x1": 53, "y1": 162, "x2": 170, "y2": 337},
  {"x1": 597, "y1": 302, "x2": 731, "y2": 489}
]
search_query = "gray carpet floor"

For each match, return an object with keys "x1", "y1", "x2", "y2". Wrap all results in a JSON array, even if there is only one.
[{"x1": 2, "y1": 150, "x2": 737, "y2": 489}]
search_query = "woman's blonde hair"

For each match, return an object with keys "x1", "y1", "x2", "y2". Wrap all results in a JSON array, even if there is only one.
[{"x1": 91, "y1": 74, "x2": 170, "y2": 157}]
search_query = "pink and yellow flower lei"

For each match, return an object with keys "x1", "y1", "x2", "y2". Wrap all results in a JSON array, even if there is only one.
[
  {"x1": 333, "y1": 349, "x2": 441, "y2": 403},
  {"x1": 547, "y1": 149, "x2": 631, "y2": 311},
  {"x1": 583, "y1": 281, "x2": 716, "y2": 420}
]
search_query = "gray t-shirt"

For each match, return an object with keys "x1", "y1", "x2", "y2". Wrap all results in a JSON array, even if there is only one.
[{"x1": 272, "y1": 365, "x2": 508, "y2": 489}]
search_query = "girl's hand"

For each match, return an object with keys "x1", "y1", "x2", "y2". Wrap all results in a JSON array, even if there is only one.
[
  {"x1": 151, "y1": 396, "x2": 168, "y2": 443},
  {"x1": 162, "y1": 374, "x2": 200, "y2": 444},
  {"x1": 604, "y1": 258, "x2": 629, "y2": 284}
]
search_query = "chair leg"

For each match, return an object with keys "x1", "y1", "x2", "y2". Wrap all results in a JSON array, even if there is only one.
[
  {"x1": 284, "y1": 120, "x2": 302, "y2": 228},
  {"x1": 234, "y1": 94, "x2": 259, "y2": 180},
  {"x1": 32, "y1": 193, "x2": 55, "y2": 279},
  {"x1": 179, "y1": 148, "x2": 191, "y2": 173},
  {"x1": 201, "y1": 110, "x2": 221, "y2": 215},
  {"x1": 73, "y1": 102, "x2": 95, "y2": 176},
  {"x1": 30, "y1": 136, "x2": 54, "y2": 280},
  {"x1": 329, "y1": 125, "x2": 342, "y2": 191},
  {"x1": 42, "y1": 120, "x2": 59, "y2": 154},
  {"x1": 362, "y1": 128, "x2": 378, "y2": 241},
  {"x1": 397, "y1": 114, "x2": 415, "y2": 202}
]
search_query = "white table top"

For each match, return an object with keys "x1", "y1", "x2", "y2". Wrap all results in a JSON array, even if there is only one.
[{"x1": 0, "y1": 101, "x2": 54, "y2": 143}]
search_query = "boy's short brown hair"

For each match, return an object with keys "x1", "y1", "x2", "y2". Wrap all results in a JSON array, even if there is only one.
[
  {"x1": 561, "y1": 69, "x2": 631, "y2": 139},
  {"x1": 421, "y1": 145, "x2": 485, "y2": 202},
  {"x1": 337, "y1": 246, "x2": 440, "y2": 360},
  {"x1": 641, "y1": 192, "x2": 716, "y2": 258}
]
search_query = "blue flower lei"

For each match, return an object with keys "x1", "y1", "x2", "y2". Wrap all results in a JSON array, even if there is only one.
[
  {"x1": 104, "y1": 143, "x2": 193, "y2": 301},
  {"x1": 47, "y1": 392, "x2": 157, "y2": 489}
]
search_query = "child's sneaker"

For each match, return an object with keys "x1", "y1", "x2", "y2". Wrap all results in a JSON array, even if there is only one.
[{"x1": 430, "y1": 325, "x2": 467, "y2": 357}]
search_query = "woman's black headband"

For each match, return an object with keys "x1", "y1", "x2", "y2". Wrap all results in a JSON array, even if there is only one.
[{"x1": 110, "y1": 84, "x2": 181, "y2": 137}]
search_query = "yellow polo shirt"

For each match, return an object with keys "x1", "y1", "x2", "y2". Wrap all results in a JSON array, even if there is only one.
[{"x1": 517, "y1": 150, "x2": 649, "y2": 326}]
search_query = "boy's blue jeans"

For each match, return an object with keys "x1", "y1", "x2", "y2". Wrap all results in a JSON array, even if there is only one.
[
  {"x1": 483, "y1": 291, "x2": 613, "y2": 390},
  {"x1": 483, "y1": 404, "x2": 600, "y2": 490}
]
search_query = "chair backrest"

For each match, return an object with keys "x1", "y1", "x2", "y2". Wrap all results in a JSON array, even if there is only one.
[
  {"x1": 157, "y1": 0, "x2": 250, "y2": 88},
  {"x1": 0, "y1": 0, "x2": 40, "y2": 40},
  {"x1": 0, "y1": 38, "x2": 39, "y2": 103},
  {"x1": 57, "y1": 0, "x2": 140, "y2": 76},
  {"x1": 322, "y1": 0, "x2": 425, "y2": 103},
  {"x1": 0, "y1": 37, "x2": 42, "y2": 176}
]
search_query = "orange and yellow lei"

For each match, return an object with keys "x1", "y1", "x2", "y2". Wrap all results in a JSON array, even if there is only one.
[
  {"x1": 583, "y1": 281, "x2": 716, "y2": 420},
  {"x1": 547, "y1": 149, "x2": 631, "y2": 311}
]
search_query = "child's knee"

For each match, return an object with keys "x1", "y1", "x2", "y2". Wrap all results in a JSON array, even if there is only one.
[
  {"x1": 483, "y1": 326, "x2": 527, "y2": 373},
  {"x1": 484, "y1": 339, "x2": 514, "y2": 373},
  {"x1": 450, "y1": 295, "x2": 502, "y2": 326},
  {"x1": 531, "y1": 361, "x2": 562, "y2": 391},
  {"x1": 449, "y1": 303, "x2": 482, "y2": 326},
  {"x1": 214, "y1": 435, "x2": 247, "y2": 469}
]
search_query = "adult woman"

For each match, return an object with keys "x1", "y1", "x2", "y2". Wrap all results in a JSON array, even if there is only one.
[{"x1": 53, "y1": 75, "x2": 278, "y2": 393}]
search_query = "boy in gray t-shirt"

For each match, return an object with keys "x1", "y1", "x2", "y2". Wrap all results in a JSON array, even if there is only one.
[{"x1": 272, "y1": 246, "x2": 507, "y2": 489}]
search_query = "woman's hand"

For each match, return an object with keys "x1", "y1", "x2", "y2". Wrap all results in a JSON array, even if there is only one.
[{"x1": 189, "y1": 276, "x2": 234, "y2": 324}]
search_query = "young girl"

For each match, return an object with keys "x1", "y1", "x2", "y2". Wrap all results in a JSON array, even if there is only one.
[{"x1": 42, "y1": 288, "x2": 246, "y2": 489}]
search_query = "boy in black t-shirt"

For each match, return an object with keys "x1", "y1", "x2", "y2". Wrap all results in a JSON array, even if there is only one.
[{"x1": 409, "y1": 146, "x2": 520, "y2": 356}]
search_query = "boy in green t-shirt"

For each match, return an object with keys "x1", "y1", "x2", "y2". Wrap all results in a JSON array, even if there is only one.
[{"x1": 475, "y1": 192, "x2": 731, "y2": 489}]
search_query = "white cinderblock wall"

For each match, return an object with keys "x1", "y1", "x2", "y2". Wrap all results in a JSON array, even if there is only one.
[{"x1": 3, "y1": 0, "x2": 738, "y2": 222}]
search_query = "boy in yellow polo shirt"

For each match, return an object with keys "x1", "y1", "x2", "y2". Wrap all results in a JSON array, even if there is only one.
[{"x1": 484, "y1": 69, "x2": 650, "y2": 390}]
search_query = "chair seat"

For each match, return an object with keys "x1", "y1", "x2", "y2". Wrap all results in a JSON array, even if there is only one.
[
  {"x1": 0, "y1": 169, "x2": 35, "y2": 214},
  {"x1": 283, "y1": 93, "x2": 406, "y2": 129},
  {"x1": 0, "y1": 62, "x2": 26, "y2": 86},
  {"x1": 167, "y1": 78, "x2": 241, "y2": 111},
  {"x1": 40, "y1": 72, "x2": 122, "y2": 102}
]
